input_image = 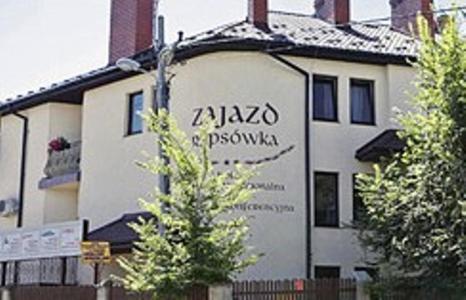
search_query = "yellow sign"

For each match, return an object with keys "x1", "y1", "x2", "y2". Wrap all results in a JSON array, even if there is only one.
[{"x1": 80, "y1": 241, "x2": 111, "y2": 264}]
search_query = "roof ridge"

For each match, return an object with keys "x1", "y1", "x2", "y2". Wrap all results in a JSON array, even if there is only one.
[
  {"x1": 269, "y1": 10, "x2": 316, "y2": 19},
  {"x1": 352, "y1": 20, "x2": 390, "y2": 28}
]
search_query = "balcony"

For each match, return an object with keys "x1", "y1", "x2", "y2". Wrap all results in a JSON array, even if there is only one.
[{"x1": 38, "y1": 141, "x2": 81, "y2": 190}]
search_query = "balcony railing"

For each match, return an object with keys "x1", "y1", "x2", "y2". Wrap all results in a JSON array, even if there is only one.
[{"x1": 43, "y1": 141, "x2": 81, "y2": 179}]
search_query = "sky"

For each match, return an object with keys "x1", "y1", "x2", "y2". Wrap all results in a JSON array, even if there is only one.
[{"x1": 0, "y1": 0, "x2": 463, "y2": 101}]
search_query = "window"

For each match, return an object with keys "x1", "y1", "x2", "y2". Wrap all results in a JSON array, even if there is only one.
[
  {"x1": 350, "y1": 79, "x2": 375, "y2": 125},
  {"x1": 313, "y1": 75, "x2": 338, "y2": 121},
  {"x1": 315, "y1": 266, "x2": 340, "y2": 279},
  {"x1": 314, "y1": 172, "x2": 339, "y2": 227},
  {"x1": 127, "y1": 92, "x2": 144, "y2": 135},
  {"x1": 353, "y1": 174, "x2": 365, "y2": 222}
]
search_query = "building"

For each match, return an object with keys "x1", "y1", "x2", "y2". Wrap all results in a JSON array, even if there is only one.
[{"x1": 0, "y1": 0, "x2": 430, "y2": 285}]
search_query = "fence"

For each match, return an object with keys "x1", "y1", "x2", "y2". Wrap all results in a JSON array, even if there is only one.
[
  {"x1": 0, "y1": 279, "x2": 360, "y2": 300},
  {"x1": 0, "y1": 257, "x2": 79, "y2": 286},
  {"x1": 110, "y1": 285, "x2": 208, "y2": 300},
  {"x1": 233, "y1": 279, "x2": 357, "y2": 300},
  {"x1": 0, "y1": 284, "x2": 209, "y2": 300},
  {"x1": 110, "y1": 287, "x2": 153, "y2": 300},
  {"x1": 8, "y1": 285, "x2": 96, "y2": 300},
  {"x1": 369, "y1": 279, "x2": 465, "y2": 300},
  {"x1": 377, "y1": 288, "x2": 457, "y2": 300}
]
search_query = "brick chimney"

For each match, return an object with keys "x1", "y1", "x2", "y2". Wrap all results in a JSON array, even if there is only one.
[
  {"x1": 108, "y1": 0, "x2": 156, "y2": 64},
  {"x1": 390, "y1": 0, "x2": 435, "y2": 35},
  {"x1": 248, "y1": 0, "x2": 269, "y2": 30},
  {"x1": 314, "y1": 0, "x2": 350, "y2": 25}
]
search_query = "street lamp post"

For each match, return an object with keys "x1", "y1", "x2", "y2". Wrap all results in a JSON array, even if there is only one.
[{"x1": 116, "y1": 16, "x2": 176, "y2": 196}]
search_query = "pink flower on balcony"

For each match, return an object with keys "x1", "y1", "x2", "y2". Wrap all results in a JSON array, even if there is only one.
[{"x1": 48, "y1": 137, "x2": 71, "y2": 153}]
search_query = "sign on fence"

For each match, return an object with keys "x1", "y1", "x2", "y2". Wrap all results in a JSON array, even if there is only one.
[
  {"x1": 0, "y1": 220, "x2": 87, "y2": 262},
  {"x1": 80, "y1": 241, "x2": 111, "y2": 264}
]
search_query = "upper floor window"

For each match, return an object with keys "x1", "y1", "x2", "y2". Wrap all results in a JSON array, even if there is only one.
[
  {"x1": 313, "y1": 75, "x2": 338, "y2": 121},
  {"x1": 127, "y1": 92, "x2": 143, "y2": 135},
  {"x1": 314, "y1": 172, "x2": 339, "y2": 227},
  {"x1": 350, "y1": 79, "x2": 375, "y2": 125}
]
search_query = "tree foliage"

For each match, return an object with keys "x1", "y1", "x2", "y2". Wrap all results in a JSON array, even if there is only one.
[
  {"x1": 357, "y1": 16, "x2": 466, "y2": 286},
  {"x1": 117, "y1": 110, "x2": 259, "y2": 298}
]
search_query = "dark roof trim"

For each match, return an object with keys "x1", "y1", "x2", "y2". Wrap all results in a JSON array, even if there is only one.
[
  {"x1": 355, "y1": 129, "x2": 405, "y2": 162},
  {"x1": 0, "y1": 67, "x2": 136, "y2": 116},
  {"x1": 87, "y1": 211, "x2": 154, "y2": 254},
  {"x1": 175, "y1": 38, "x2": 413, "y2": 66}
]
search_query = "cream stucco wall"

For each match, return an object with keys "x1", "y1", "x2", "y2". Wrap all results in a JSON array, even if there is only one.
[
  {"x1": 0, "y1": 50, "x2": 415, "y2": 282},
  {"x1": 0, "y1": 103, "x2": 82, "y2": 231},
  {"x1": 170, "y1": 53, "x2": 415, "y2": 278},
  {"x1": 387, "y1": 64, "x2": 417, "y2": 126},
  {"x1": 170, "y1": 52, "x2": 307, "y2": 280},
  {"x1": 288, "y1": 57, "x2": 391, "y2": 277},
  {"x1": 48, "y1": 103, "x2": 82, "y2": 143},
  {"x1": 79, "y1": 51, "x2": 416, "y2": 280},
  {"x1": 79, "y1": 75, "x2": 157, "y2": 231},
  {"x1": 43, "y1": 104, "x2": 82, "y2": 224},
  {"x1": 0, "y1": 114, "x2": 23, "y2": 230},
  {"x1": 43, "y1": 189, "x2": 79, "y2": 224}
]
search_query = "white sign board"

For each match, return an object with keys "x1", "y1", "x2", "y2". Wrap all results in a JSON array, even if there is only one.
[
  {"x1": 172, "y1": 53, "x2": 307, "y2": 279},
  {"x1": 0, "y1": 220, "x2": 86, "y2": 262}
]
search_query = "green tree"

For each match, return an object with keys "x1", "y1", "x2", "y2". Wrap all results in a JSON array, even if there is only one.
[
  {"x1": 357, "y1": 16, "x2": 466, "y2": 290},
  {"x1": 117, "y1": 110, "x2": 259, "y2": 298}
]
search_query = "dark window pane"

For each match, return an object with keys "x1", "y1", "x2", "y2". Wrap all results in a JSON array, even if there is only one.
[
  {"x1": 313, "y1": 76, "x2": 337, "y2": 121},
  {"x1": 315, "y1": 266, "x2": 340, "y2": 279},
  {"x1": 128, "y1": 92, "x2": 143, "y2": 135},
  {"x1": 315, "y1": 172, "x2": 338, "y2": 227},
  {"x1": 351, "y1": 80, "x2": 374, "y2": 124}
]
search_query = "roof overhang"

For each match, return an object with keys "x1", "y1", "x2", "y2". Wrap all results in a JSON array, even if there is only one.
[
  {"x1": 176, "y1": 38, "x2": 414, "y2": 66},
  {"x1": 0, "y1": 67, "x2": 134, "y2": 116},
  {"x1": 355, "y1": 129, "x2": 405, "y2": 162},
  {"x1": 87, "y1": 212, "x2": 154, "y2": 254}
]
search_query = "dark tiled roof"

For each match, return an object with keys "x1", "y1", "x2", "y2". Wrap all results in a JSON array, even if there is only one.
[
  {"x1": 87, "y1": 212, "x2": 154, "y2": 253},
  {"x1": 1, "y1": 11, "x2": 419, "y2": 113},
  {"x1": 355, "y1": 129, "x2": 406, "y2": 162},
  {"x1": 0, "y1": 65, "x2": 114, "y2": 108},
  {"x1": 178, "y1": 11, "x2": 419, "y2": 58}
]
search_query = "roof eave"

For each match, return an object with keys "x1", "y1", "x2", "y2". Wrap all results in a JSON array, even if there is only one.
[
  {"x1": 176, "y1": 39, "x2": 416, "y2": 66},
  {"x1": 0, "y1": 39, "x2": 415, "y2": 116}
]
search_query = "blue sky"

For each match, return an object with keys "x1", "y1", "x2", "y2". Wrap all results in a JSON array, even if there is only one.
[{"x1": 0, "y1": 0, "x2": 463, "y2": 101}]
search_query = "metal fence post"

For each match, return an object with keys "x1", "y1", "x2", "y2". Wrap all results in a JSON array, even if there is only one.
[
  {"x1": 209, "y1": 285, "x2": 232, "y2": 300},
  {"x1": 96, "y1": 282, "x2": 111, "y2": 300},
  {"x1": 356, "y1": 281, "x2": 371, "y2": 300},
  {"x1": 1, "y1": 288, "x2": 12, "y2": 300}
]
